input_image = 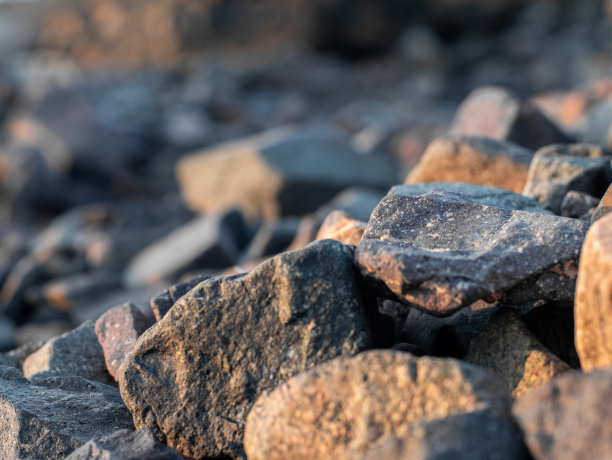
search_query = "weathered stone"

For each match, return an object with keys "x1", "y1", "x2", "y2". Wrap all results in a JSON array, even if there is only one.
[
  {"x1": 119, "y1": 240, "x2": 373, "y2": 459},
  {"x1": 360, "y1": 413, "x2": 528, "y2": 460},
  {"x1": 0, "y1": 366, "x2": 132, "y2": 460},
  {"x1": 464, "y1": 309, "x2": 569, "y2": 398},
  {"x1": 592, "y1": 182, "x2": 612, "y2": 222},
  {"x1": 244, "y1": 350, "x2": 513, "y2": 460},
  {"x1": 125, "y1": 210, "x2": 248, "y2": 286},
  {"x1": 356, "y1": 189, "x2": 588, "y2": 315},
  {"x1": 95, "y1": 302, "x2": 154, "y2": 381},
  {"x1": 65, "y1": 428, "x2": 189, "y2": 460},
  {"x1": 561, "y1": 191, "x2": 600, "y2": 219},
  {"x1": 513, "y1": 366, "x2": 612, "y2": 460},
  {"x1": 176, "y1": 127, "x2": 397, "y2": 220},
  {"x1": 522, "y1": 144, "x2": 611, "y2": 214},
  {"x1": 22, "y1": 321, "x2": 113, "y2": 384},
  {"x1": 149, "y1": 273, "x2": 212, "y2": 322},
  {"x1": 575, "y1": 212, "x2": 612, "y2": 371},
  {"x1": 405, "y1": 135, "x2": 533, "y2": 193},
  {"x1": 449, "y1": 86, "x2": 571, "y2": 150},
  {"x1": 315, "y1": 210, "x2": 366, "y2": 245}
]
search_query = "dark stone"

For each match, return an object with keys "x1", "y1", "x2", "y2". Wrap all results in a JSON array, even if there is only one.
[
  {"x1": 0, "y1": 312, "x2": 15, "y2": 351},
  {"x1": 585, "y1": 99, "x2": 612, "y2": 150},
  {"x1": 0, "y1": 340, "x2": 45, "y2": 369},
  {"x1": 149, "y1": 273, "x2": 212, "y2": 322},
  {"x1": 241, "y1": 218, "x2": 301, "y2": 262},
  {"x1": 592, "y1": 182, "x2": 612, "y2": 222},
  {"x1": 356, "y1": 189, "x2": 589, "y2": 315},
  {"x1": 119, "y1": 240, "x2": 373, "y2": 459},
  {"x1": 561, "y1": 191, "x2": 600, "y2": 219},
  {"x1": 513, "y1": 367, "x2": 612, "y2": 460},
  {"x1": 0, "y1": 366, "x2": 132, "y2": 460},
  {"x1": 65, "y1": 428, "x2": 189, "y2": 460}
]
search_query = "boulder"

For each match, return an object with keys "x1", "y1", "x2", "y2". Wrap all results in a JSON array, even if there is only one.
[
  {"x1": 119, "y1": 240, "x2": 373, "y2": 459},
  {"x1": 356, "y1": 188, "x2": 588, "y2": 315},
  {"x1": 244, "y1": 350, "x2": 514, "y2": 460}
]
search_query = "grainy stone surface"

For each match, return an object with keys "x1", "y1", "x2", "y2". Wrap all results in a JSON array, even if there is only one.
[
  {"x1": 315, "y1": 209, "x2": 366, "y2": 245},
  {"x1": 513, "y1": 367, "x2": 612, "y2": 460},
  {"x1": 0, "y1": 366, "x2": 132, "y2": 460},
  {"x1": 149, "y1": 273, "x2": 211, "y2": 322},
  {"x1": 356, "y1": 189, "x2": 588, "y2": 314},
  {"x1": 176, "y1": 127, "x2": 397, "y2": 220},
  {"x1": 22, "y1": 321, "x2": 113, "y2": 384},
  {"x1": 405, "y1": 135, "x2": 533, "y2": 193},
  {"x1": 575, "y1": 212, "x2": 612, "y2": 371},
  {"x1": 94, "y1": 302, "x2": 154, "y2": 381},
  {"x1": 119, "y1": 239, "x2": 373, "y2": 459},
  {"x1": 65, "y1": 428, "x2": 189, "y2": 460},
  {"x1": 464, "y1": 309, "x2": 569, "y2": 398},
  {"x1": 244, "y1": 350, "x2": 513, "y2": 460}
]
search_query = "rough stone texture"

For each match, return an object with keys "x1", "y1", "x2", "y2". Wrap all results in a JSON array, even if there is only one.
[
  {"x1": 356, "y1": 189, "x2": 588, "y2": 315},
  {"x1": 0, "y1": 366, "x2": 132, "y2": 460},
  {"x1": 176, "y1": 127, "x2": 397, "y2": 220},
  {"x1": 449, "y1": 86, "x2": 571, "y2": 151},
  {"x1": 119, "y1": 239, "x2": 373, "y2": 459},
  {"x1": 522, "y1": 145, "x2": 612, "y2": 214},
  {"x1": 125, "y1": 210, "x2": 248, "y2": 286},
  {"x1": 360, "y1": 413, "x2": 528, "y2": 460},
  {"x1": 244, "y1": 350, "x2": 513, "y2": 460},
  {"x1": 405, "y1": 135, "x2": 533, "y2": 193},
  {"x1": 592, "y1": 182, "x2": 612, "y2": 222},
  {"x1": 65, "y1": 428, "x2": 189, "y2": 460},
  {"x1": 315, "y1": 210, "x2": 366, "y2": 245},
  {"x1": 94, "y1": 302, "x2": 154, "y2": 381},
  {"x1": 464, "y1": 309, "x2": 569, "y2": 398},
  {"x1": 575, "y1": 212, "x2": 612, "y2": 371},
  {"x1": 22, "y1": 321, "x2": 113, "y2": 384},
  {"x1": 513, "y1": 367, "x2": 612, "y2": 460},
  {"x1": 561, "y1": 191, "x2": 600, "y2": 219},
  {"x1": 149, "y1": 273, "x2": 212, "y2": 322}
]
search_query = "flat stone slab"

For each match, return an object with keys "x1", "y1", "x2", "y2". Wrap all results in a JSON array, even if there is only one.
[
  {"x1": 119, "y1": 239, "x2": 372, "y2": 459},
  {"x1": 355, "y1": 189, "x2": 589, "y2": 315}
]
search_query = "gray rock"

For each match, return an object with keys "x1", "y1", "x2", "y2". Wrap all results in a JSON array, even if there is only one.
[
  {"x1": 356, "y1": 189, "x2": 589, "y2": 315},
  {"x1": 522, "y1": 145, "x2": 612, "y2": 214},
  {"x1": 0, "y1": 340, "x2": 45, "y2": 369},
  {"x1": 0, "y1": 366, "x2": 132, "y2": 460},
  {"x1": 561, "y1": 191, "x2": 600, "y2": 219},
  {"x1": 119, "y1": 240, "x2": 373, "y2": 459},
  {"x1": 513, "y1": 367, "x2": 612, "y2": 460},
  {"x1": 65, "y1": 428, "x2": 189, "y2": 460},
  {"x1": 0, "y1": 312, "x2": 15, "y2": 351},
  {"x1": 22, "y1": 321, "x2": 113, "y2": 384},
  {"x1": 125, "y1": 210, "x2": 248, "y2": 286},
  {"x1": 149, "y1": 273, "x2": 212, "y2": 322},
  {"x1": 176, "y1": 127, "x2": 397, "y2": 220},
  {"x1": 361, "y1": 413, "x2": 528, "y2": 460},
  {"x1": 585, "y1": 99, "x2": 612, "y2": 149}
]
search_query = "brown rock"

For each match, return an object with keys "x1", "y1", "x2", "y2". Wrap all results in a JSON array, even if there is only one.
[
  {"x1": 449, "y1": 86, "x2": 571, "y2": 150},
  {"x1": 245, "y1": 350, "x2": 513, "y2": 460},
  {"x1": 94, "y1": 302, "x2": 154, "y2": 381},
  {"x1": 405, "y1": 135, "x2": 533, "y2": 193},
  {"x1": 575, "y1": 212, "x2": 612, "y2": 371},
  {"x1": 315, "y1": 210, "x2": 366, "y2": 245},
  {"x1": 464, "y1": 309, "x2": 569, "y2": 398}
]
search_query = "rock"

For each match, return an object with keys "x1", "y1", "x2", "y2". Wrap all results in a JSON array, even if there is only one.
[
  {"x1": 355, "y1": 189, "x2": 589, "y2": 315},
  {"x1": 585, "y1": 99, "x2": 612, "y2": 150},
  {"x1": 244, "y1": 350, "x2": 514, "y2": 460},
  {"x1": 592, "y1": 182, "x2": 612, "y2": 222},
  {"x1": 315, "y1": 210, "x2": 366, "y2": 245},
  {"x1": 241, "y1": 217, "x2": 301, "y2": 262},
  {"x1": 176, "y1": 127, "x2": 397, "y2": 220},
  {"x1": 522, "y1": 144, "x2": 612, "y2": 214},
  {"x1": 65, "y1": 428, "x2": 189, "y2": 460},
  {"x1": 449, "y1": 86, "x2": 571, "y2": 151},
  {"x1": 22, "y1": 321, "x2": 113, "y2": 384},
  {"x1": 561, "y1": 191, "x2": 600, "y2": 219},
  {"x1": 149, "y1": 273, "x2": 212, "y2": 322},
  {"x1": 405, "y1": 135, "x2": 533, "y2": 193},
  {"x1": 0, "y1": 312, "x2": 15, "y2": 351},
  {"x1": 119, "y1": 240, "x2": 373, "y2": 459},
  {"x1": 360, "y1": 413, "x2": 528, "y2": 460},
  {"x1": 0, "y1": 366, "x2": 132, "y2": 460},
  {"x1": 125, "y1": 210, "x2": 248, "y2": 286},
  {"x1": 0, "y1": 340, "x2": 44, "y2": 369},
  {"x1": 464, "y1": 309, "x2": 569, "y2": 398},
  {"x1": 513, "y1": 367, "x2": 612, "y2": 460},
  {"x1": 575, "y1": 212, "x2": 612, "y2": 371},
  {"x1": 94, "y1": 302, "x2": 154, "y2": 381}
]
